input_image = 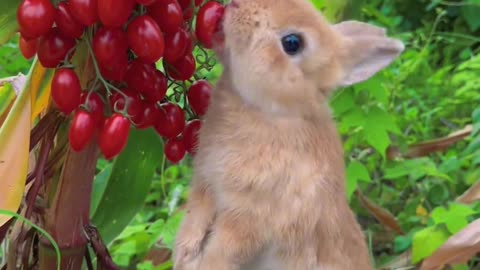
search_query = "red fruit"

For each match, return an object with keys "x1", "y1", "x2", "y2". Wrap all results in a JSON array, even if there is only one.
[
  {"x1": 98, "y1": 0, "x2": 135, "y2": 27},
  {"x1": 19, "y1": 36, "x2": 37, "y2": 60},
  {"x1": 136, "y1": 0, "x2": 157, "y2": 5},
  {"x1": 125, "y1": 60, "x2": 167, "y2": 102},
  {"x1": 177, "y1": 0, "x2": 202, "y2": 21},
  {"x1": 147, "y1": 0, "x2": 183, "y2": 34},
  {"x1": 136, "y1": 102, "x2": 161, "y2": 129},
  {"x1": 163, "y1": 27, "x2": 188, "y2": 62},
  {"x1": 81, "y1": 92, "x2": 105, "y2": 127},
  {"x1": 17, "y1": 0, "x2": 55, "y2": 39},
  {"x1": 109, "y1": 89, "x2": 143, "y2": 124},
  {"x1": 154, "y1": 103, "x2": 185, "y2": 138},
  {"x1": 99, "y1": 57, "x2": 128, "y2": 82},
  {"x1": 92, "y1": 27, "x2": 128, "y2": 68},
  {"x1": 55, "y1": 2, "x2": 85, "y2": 39},
  {"x1": 164, "y1": 52, "x2": 196, "y2": 81},
  {"x1": 195, "y1": 1, "x2": 225, "y2": 48},
  {"x1": 183, "y1": 119, "x2": 201, "y2": 155},
  {"x1": 69, "y1": 0, "x2": 98, "y2": 26},
  {"x1": 51, "y1": 68, "x2": 82, "y2": 115},
  {"x1": 187, "y1": 80, "x2": 212, "y2": 116},
  {"x1": 164, "y1": 137, "x2": 186, "y2": 163},
  {"x1": 37, "y1": 27, "x2": 76, "y2": 68},
  {"x1": 127, "y1": 15, "x2": 165, "y2": 64},
  {"x1": 99, "y1": 113, "x2": 131, "y2": 160},
  {"x1": 69, "y1": 109, "x2": 96, "y2": 152}
]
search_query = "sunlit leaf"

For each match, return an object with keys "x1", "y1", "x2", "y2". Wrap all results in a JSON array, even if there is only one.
[
  {"x1": 412, "y1": 226, "x2": 450, "y2": 264},
  {"x1": 29, "y1": 60, "x2": 54, "y2": 122},
  {"x1": 91, "y1": 128, "x2": 164, "y2": 245}
]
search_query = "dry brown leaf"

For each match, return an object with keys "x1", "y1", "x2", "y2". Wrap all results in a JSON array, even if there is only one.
[
  {"x1": 420, "y1": 218, "x2": 480, "y2": 270},
  {"x1": 456, "y1": 181, "x2": 480, "y2": 204},
  {"x1": 355, "y1": 190, "x2": 404, "y2": 235},
  {"x1": 387, "y1": 125, "x2": 473, "y2": 160}
]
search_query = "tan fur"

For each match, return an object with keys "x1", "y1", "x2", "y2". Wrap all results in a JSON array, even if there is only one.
[{"x1": 173, "y1": 0, "x2": 403, "y2": 269}]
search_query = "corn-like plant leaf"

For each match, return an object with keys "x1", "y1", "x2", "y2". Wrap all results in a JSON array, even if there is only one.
[
  {"x1": 0, "y1": 0, "x2": 21, "y2": 45},
  {"x1": 91, "y1": 128, "x2": 164, "y2": 245}
]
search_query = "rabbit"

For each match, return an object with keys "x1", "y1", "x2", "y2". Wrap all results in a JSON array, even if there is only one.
[{"x1": 173, "y1": 0, "x2": 404, "y2": 269}]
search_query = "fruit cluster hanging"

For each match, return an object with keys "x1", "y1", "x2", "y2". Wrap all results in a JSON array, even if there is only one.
[{"x1": 16, "y1": 0, "x2": 225, "y2": 163}]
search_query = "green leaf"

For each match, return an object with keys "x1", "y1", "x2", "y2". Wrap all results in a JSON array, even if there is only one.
[
  {"x1": 0, "y1": 82, "x2": 16, "y2": 120},
  {"x1": 461, "y1": 1, "x2": 480, "y2": 31},
  {"x1": 159, "y1": 211, "x2": 184, "y2": 249},
  {"x1": 90, "y1": 163, "x2": 113, "y2": 215},
  {"x1": 412, "y1": 226, "x2": 449, "y2": 264},
  {"x1": 346, "y1": 161, "x2": 371, "y2": 200},
  {"x1": 431, "y1": 203, "x2": 476, "y2": 234},
  {"x1": 91, "y1": 128, "x2": 164, "y2": 245},
  {"x1": 0, "y1": 0, "x2": 21, "y2": 45},
  {"x1": 364, "y1": 128, "x2": 390, "y2": 158}
]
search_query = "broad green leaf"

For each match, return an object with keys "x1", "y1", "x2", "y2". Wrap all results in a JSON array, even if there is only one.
[
  {"x1": 0, "y1": 0, "x2": 21, "y2": 45},
  {"x1": 91, "y1": 128, "x2": 164, "y2": 245},
  {"x1": 0, "y1": 68, "x2": 31, "y2": 227},
  {"x1": 346, "y1": 161, "x2": 371, "y2": 199},
  {"x1": 159, "y1": 211, "x2": 184, "y2": 249},
  {"x1": 364, "y1": 128, "x2": 390, "y2": 158},
  {"x1": 412, "y1": 226, "x2": 450, "y2": 264},
  {"x1": 431, "y1": 203, "x2": 476, "y2": 234},
  {"x1": 461, "y1": 1, "x2": 480, "y2": 31},
  {"x1": 90, "y1": 163, "x2": 113, "y2": 215}
]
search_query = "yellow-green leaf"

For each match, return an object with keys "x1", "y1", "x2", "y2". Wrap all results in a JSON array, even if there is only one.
[
  {"x1": 0, "y1": 68, "x2": 32, "y2": 227},
  {"x1": 29, "y1": 60, "x2": 53, "y2": 121},
  {"x1": 0, "y1": 82, "x2": 16, "y2": 122}
]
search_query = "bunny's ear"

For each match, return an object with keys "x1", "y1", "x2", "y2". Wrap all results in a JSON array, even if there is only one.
[{"x1": 332, "y1": 21, "x2": 405, "y2": 87}]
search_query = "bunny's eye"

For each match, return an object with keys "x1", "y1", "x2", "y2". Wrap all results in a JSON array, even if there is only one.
[{"x1": 281, "y1": 33, "x2": 304, "y2": 56}]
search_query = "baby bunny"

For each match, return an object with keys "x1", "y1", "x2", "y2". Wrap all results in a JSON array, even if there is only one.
[{"x1": 173, "y1": 0, "x2": 404, "y2": 269}]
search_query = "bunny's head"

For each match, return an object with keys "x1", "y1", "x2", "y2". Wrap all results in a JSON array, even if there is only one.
[{"x1": 214, "y1": 0, "x2": 404, "y2": 116}]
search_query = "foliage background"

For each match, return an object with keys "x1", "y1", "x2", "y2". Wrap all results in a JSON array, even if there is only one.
[{"x1": 1, "y1": 0, "x2": 480, "y2": 269}]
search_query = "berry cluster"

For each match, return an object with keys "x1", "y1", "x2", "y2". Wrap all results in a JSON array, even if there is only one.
[{"x1": 16, "y1": 0, "x2": 225, "y2": 163}]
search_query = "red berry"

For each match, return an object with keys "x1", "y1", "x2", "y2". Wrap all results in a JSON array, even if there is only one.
[
  {"x1": 92, "y1": 27, "x2": 128, "y2": 69},
  {"x1": 81, "y1": 92, "x2": 105, "y2": 128},
  {"x1": 127, "y1": 15, "x2": 165, "y2": 64},
  {"x1": 183, "y1": 119, "x2": 201, "y2": 155},
  {"x1": 98, "y1": 0, "x2": 135, "y2": 27},
  {"x1": 136, "y1": 102, "x2": 161, "y2": 129},
  {"x1": 99, "y1": 57, "x2": 128, "y2": 82},
  {"x1": 69, "y1": 0, "x2": 98, "y2": 26},
  {"x1": 55, "y1": 2, "x2": 86, "y2": 39},
  {"x1": 195, "y1": 1, "x2": 225, "y2": 49},
  {"x1": 164, "y1": 52, "x2": 196, "y2": 81},
  {"x1": 147, "y1": 0, "x2": 183, "y2": 34},
  {"x1": 69, "y1": 109, "x2": 96, "y2": 152},
  {"x1": 17, "y1": 0, "x2": 55, "y2": 39},
  {"x1": 125, "y1": 60, "x2": 167, "y2": 102},
  {"x1": 154, "y1": 103, "x2": 185, "y2": 138},
  {"x1": 164, "y1": 137, "x2": 186, "y2": 164},
  {"x1": 37, "y1": 27, "x2": 76, "y2": 68},
  {"x1": 99, "y1": 113, "x2": 131, "y2": 160},
  {"x1": 187, "y1": 80, "x2": 212, "y2": 116},
  {"x1": 177, "y1": 0, "x2": 202, "y2": 21},
  {"x1": 19, "y1": 35, "x2": 37, "y2": 60},
  {"x1": 163, "y1": 27, "x2": 188, "y2": 62},
  {"x1": 109, "y1": 89, "x2": 143, "y2": 124},
  {"x1": 136, "y1": 0, "x2": 157, "y2": 5},
  {"x1": 51, "y1": 68, "x2": 82, "y2": 115}
]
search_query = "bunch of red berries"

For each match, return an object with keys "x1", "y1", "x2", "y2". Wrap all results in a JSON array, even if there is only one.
[{"x1": 16, "y1": 0, "x2": 225, "y2": 163}]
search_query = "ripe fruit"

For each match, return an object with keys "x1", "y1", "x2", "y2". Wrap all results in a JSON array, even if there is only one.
[
  {"x1": 109, "y1": 89, "x2": 143, "y2": 124},
  {"x1": 136, "y1": 0, "x2": 157, "y2": 5},
  {"x1": 99, "y1": 113, "x2": 131, "y2": 160},
  {"x1": 69, "y1": 0, "x2": 99, "y2": 26},
  {"x1": 55, "y1": 2, "x2": 85, "y2": 39},
  {"x1": 19, "y1": 36, "x2": 37, "y2": 60},
  {"x1": 195, "y1": 1, "x2": 225, "y2": 48},
  {"x1": 187, "y1": 80, "x2": 212, "y2": 116},
  {"x1": 147, "y1": 0, "x2": 183, "y2": 34},
  {"x1": 164, "y1": 53, "x2": 196, "y2": 81},
  {"x1": 81, "y1": 92, "x2": 105, "y2": 128},
  {"x1": 127, "y1": 15, "x2": 165, "y2": 64},
  {"x1": 37, "y1": 27, "x2": 76, "y2": 68},
  {"x1": 183, "y1": 119, "x2": 201, "y2": 155},
  {"x1": 136, "y1": 102, "x2": 161, "y2": 129},
  {"x1": 125, "y1": 60, "x2": 168, "y2": 102},
  {"x1": 92, "y1": 27, "x2": 128, "y2": 69},
  {"x1": 154, "y1": 103, "x2": 185, "y2": 139},
  {"x1": 17, "y1": 0, "x2": 55, "y2": 39},
  {"x1": 69, "y1": 109, "x2": 96, "y2": 152},
  {"x1": 98, "y1": 0, "x2": 135, "y2": 27},
  {"x1": 164, "y1": 137, "x2": 186, "y2": 163},
  {"x1": 163, "y1": 27, "x2": 189, "y2": 62},
  {"x1": 51, "y1": 68, "x2": 82, "y2": 115}
]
